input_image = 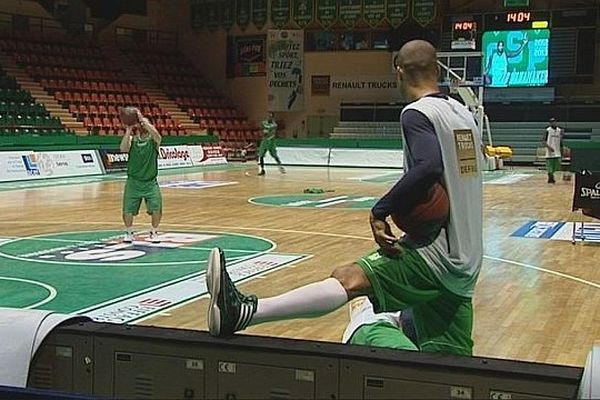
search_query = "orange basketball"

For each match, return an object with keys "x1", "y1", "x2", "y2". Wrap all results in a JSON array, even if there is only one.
[
  {"x1": 119, "y1": 107, "x2": 139, "y2": 126},
  {"x1": 391, "y1": 182, "x2": 449, "y2": 239}
]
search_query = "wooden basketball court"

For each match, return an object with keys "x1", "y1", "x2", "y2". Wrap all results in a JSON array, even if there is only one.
[{"x1": 0, "y1": 164, "x2": 598, "y2": 367}]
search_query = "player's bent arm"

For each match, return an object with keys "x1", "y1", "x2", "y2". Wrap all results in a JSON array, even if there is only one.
[
  {"x1": 371, "y1": 110, "x2": 443, "y2": 220},
  {"x1": 120, "y1": 127, "x2": 132, "y2": 153},
  {"x1": 141, "y1": 117, "x2": 162, "y2": 146}
]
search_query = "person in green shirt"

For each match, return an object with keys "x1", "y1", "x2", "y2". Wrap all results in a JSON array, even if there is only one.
[
  {"x1": 257, "y1": 112, "x2": 285, "y2": 176},
  {"x1": 119, "y1": 108, "x2": 162, "y2": 243}
]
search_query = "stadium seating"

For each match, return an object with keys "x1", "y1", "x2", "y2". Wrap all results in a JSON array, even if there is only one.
[
  {"x1": 0, "y1": 31, "x2": 185, "y2": 136},
  {"x1": 120, "y1": 45, "x2": 260, "y2": 152},
  {"x1": 0, "y1": 66, "x2": 64, "y2": 135}
]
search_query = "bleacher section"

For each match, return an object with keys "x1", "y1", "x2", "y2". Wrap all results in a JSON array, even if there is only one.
[
  {"x1": 0, "y1": 66, "x2": 64, "y2": 136},
  {"x1": 0, "y1": 31, "x2": 185, "y2": 136},
  {"x1": 119, "y1": 45, "x2": 261, "y2": 155},
  {"x1": 331, "y1": 120, "x2": 597, "y2": 163}
]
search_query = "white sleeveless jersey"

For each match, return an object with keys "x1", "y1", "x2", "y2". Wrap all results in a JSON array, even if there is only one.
[
  {"x1": 545, "y1": 127, "x2": 562, "y2": 158},
  {"x1": 401, "y1": 96, "x2": 484, "y2": 297}
]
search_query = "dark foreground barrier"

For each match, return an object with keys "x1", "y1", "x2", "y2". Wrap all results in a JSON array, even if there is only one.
[{"x1": 24, "y1": 321, "x2": 582, "y2": 399}]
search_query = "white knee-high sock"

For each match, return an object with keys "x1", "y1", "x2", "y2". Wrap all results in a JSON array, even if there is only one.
[{"x1": 251, "y1": 278, "x2": 348, "y2": 325}]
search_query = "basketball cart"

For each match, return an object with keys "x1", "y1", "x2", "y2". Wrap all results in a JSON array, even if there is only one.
[{"x1": 570, "y1": 170, "x2": 600, "y2": 244}]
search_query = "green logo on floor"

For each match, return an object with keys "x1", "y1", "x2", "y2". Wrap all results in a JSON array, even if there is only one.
[
  {"x1": 0, "y1": 230, "x2": 310, "y2": 324},
  {"x1": 249, "y1": 194, "x2": 378, "y2": 209},
  {"x1": 0, "y1": 230, "x2": 275, "y2": 267}
]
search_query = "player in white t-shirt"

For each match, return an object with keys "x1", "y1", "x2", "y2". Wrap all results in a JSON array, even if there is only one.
[{"x1": 543, "y1": 117, "x2": 563, "y2": 184}]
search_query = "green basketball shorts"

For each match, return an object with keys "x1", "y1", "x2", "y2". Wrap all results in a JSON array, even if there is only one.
[
  {"x1": 123, "y1": 178, "x2": 162, "y2": 216},
  {"x1": 545, "y1": 157, "x2": 561, "y2": 174},
  {"x1": 258, "y1": 138, "x2": 278, "y2": 158},
  {"x1": 356, "y1": 246, "x2": 474, "y2": 356}
]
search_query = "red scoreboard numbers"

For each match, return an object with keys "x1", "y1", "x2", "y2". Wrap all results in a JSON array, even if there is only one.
[{"x1": 506, "y1": 11, "x2": 531, "y2": 23}]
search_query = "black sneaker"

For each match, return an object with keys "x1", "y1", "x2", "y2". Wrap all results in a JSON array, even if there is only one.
[
  {"x1": 207, "y1": 248, "x2": 257, "y2": 337},
  {"x1": 258, "y1": 170, "x2": 266, "y2": 176}
]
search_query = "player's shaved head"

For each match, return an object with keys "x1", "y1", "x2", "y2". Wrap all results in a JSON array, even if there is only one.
[{"x1": 396, "y1": 40, "x2": 439, "y2": 85}]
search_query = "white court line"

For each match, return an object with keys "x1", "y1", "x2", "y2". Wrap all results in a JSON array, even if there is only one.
[
  {"x1": 315, "y1": 200, "x2": 349, "y2": 208},
  {"x1": 0, "y1": 219, "x2": 598, "y2": 290},
  {"x1": 0, "y1": 276, "x2": 57, "y2": 308},
  {"x1": 484, "y1": 256, "x2": 600, "y2": 289}
]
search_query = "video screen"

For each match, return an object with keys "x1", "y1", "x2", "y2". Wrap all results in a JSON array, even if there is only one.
[{"x1": 482, "y1": 29, "x2": 549, "y2": 87}]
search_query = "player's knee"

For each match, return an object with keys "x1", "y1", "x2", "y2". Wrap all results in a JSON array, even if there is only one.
[{"x1": 331, "y1": 264, "x2": 371, "y2": 299}]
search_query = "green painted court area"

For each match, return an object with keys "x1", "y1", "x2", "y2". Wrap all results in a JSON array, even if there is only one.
[
  {"x1": 0, "y1": 230, "x2": 275, "y2": 316},
  {"x1": 250, "y1": 194, "x2": 378, "y2": 209}
]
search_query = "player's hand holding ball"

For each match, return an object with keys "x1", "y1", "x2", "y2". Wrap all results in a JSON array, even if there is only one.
[
  {"x1": 369, "y1": 213, "x2": 400, "y2": 257},
  {"x1": 119, "y1": 106, "x2": 140, "y2": 127}
]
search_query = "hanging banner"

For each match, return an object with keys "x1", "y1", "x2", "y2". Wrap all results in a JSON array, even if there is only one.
[
  {"x1": 234, "y1": 35, "x2": 267, "y2": 77},
  {"x1": 237, "y1": 0, "x2": 251, "y2": 29},
  {"x1": 363, "y1": 0, "x2": 385, "y2": 28},
  {"x1": 206, "y1": 0, "x2": 220, "y2": 31},
  {"x1": 293, "y1": 0, "x2": 314, "y2": 28},
  {"x1": 412, "y1": 0, "x2": 436, "y2": 27},
  {"x1": 267, "y1": 30, "x2": 304, "y2": 112},
  {"x1": 386, "y1": 0, "x2": 409, "y2": 28},
  {"x1": 190, "y1": 0, "x2": 205, "y2": 30},
  {"x1": 252, "y1": 0, "x2": 268, "y2": 29},
  {"x1": 271, "y1": 0, "x2": 291, "y2": 28},
  {"x1": 316, "y1": 0, "x2": 337, "y2": 28},
  {"x1": 221, "y1": 0, "x2": 235, "y2": 30},
  {"x1": 339, "y1": 0, "x2": 362, "y2": 28}
]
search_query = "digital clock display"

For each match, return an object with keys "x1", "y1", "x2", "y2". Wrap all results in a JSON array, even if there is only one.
[
  {"x1": 506, "y1": 11, "x2": 531, "y2": 23},
  {"x1": 453, "y1": 21, "x2": 476, "y2": 31}
]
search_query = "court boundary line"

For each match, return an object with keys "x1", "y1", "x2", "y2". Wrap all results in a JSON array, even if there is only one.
[
  {"x1": 0, "y1": 276, "x2": 57, "y2": 308},
  {"x1": 0, "y1": 220, "x2": 598, "y2": 290},
  {"x1": 132, "y1": 254, "x2": 314, "y2": 324}
]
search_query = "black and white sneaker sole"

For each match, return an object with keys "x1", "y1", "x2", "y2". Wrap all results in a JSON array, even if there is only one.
[{"x1": 207, "y1": 247, "x2": 222, "y2": 336}]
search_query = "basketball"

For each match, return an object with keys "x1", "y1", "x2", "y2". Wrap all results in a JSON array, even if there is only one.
[
  {"x1": 119, "y1": 107, "x2": 139, "y2": 126},
  {"x1": 391, "y1": 182, "x2": 450, "y2": 238}
]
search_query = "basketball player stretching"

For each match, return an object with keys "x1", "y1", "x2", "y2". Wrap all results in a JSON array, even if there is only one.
[
  {"x1": 257, "y1": 112, "x2": 285, "y2": 175},
  {"x1": 120, "y1": 108, "x2": 162, "y2": 244},
  {"x1": 206, "y1": 41, "x2": 484, "y2": 356}
]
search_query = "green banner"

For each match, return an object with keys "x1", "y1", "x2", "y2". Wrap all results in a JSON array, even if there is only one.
[
  {"x1": 339, "y1": 0, "x2": 362, "y2": 28},
  {"x1": 252, "y1": 0, "x2": 268, "y2": 29},
  {"x1": 293, "y1": 0, "x2": 314, "y2": 28},
  {"x1": 386, "y1": 0, "x2": 408, "y2": 28},
  {"x1": 237, "y1": 0, "x2": 251, "y2": 29},
  {"x1": 412, "y1": 0, "x2": 436, "y2": 27},
  {"x1": 271, "y1": 0, "x2": 291, "y2": 28},
  {"x1": 363, "y1": 0, "x2": 385, "y2": 27},
  {"x1": 190, "y1": 0, "x2": 205, "y2": 30},
  {"x1": 316, "y1": 0, "x2": 337, "y2": 28},
  {"x1": 221, "y1": 0, "x2": 235, "y2": 30},
  {"x1": 206, "y1": 0, "x2": 220, "y2": 31}
]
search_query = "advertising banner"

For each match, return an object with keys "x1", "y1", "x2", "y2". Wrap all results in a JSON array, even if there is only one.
[
  {"x1": 316, "y1": 0, "x2": 337, "y2": 27},
  {"x1": 329, "y1": 75, "x2": 400, "y2": 99},
  {"x1": 252, "y1": 0, "x2": 268, "y2": 29},
  {"x1": 267, "y1": 29, "x2": 304, "y2": 112},
  {"x1": 0, "y1": 150, "x2": 103, "y2": 182},
  {"x1": 189, "y1": 145, "x2": 228, "y2": 166}
]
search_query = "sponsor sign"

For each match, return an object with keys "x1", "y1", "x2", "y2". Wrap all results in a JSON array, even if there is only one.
[
  {"x1": 188, "y1": 145, "x2": 228, "y2": 166},
  {"x1": 330, "y1": 75, "x2": 400, "y2": 99},
  {"x1": 511, "y1": 220, "x2": 600, "y2": 243},
  {"x1": 0, "y1": 150, "x2": 102, "y2": 182},
  {"x1": 99, "y1": 149, "x2": 128, "y2": 173},
  {"x1": 83, "y1": 253, "x2": 307, "y2": 323},
  {"x1": 573, "y1": 172, "x2": 600, "y2": 211},
  {"x1": 159, "y1": 146, "x2": 193, "y2": 169},
  {"x1": 267, "y1": 30, "x2": 304, "y2": 112},
  {"x1": 311, "y1": 75, "x2": 331, "y2": 96},
  {"x1": 234, "y1": 35, "x2": 266, "y2": 77}
]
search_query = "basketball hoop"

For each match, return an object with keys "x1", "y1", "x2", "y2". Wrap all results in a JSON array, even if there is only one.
[{"x1": 449, "y1": 78, "x2": 461, "y2": 94}]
